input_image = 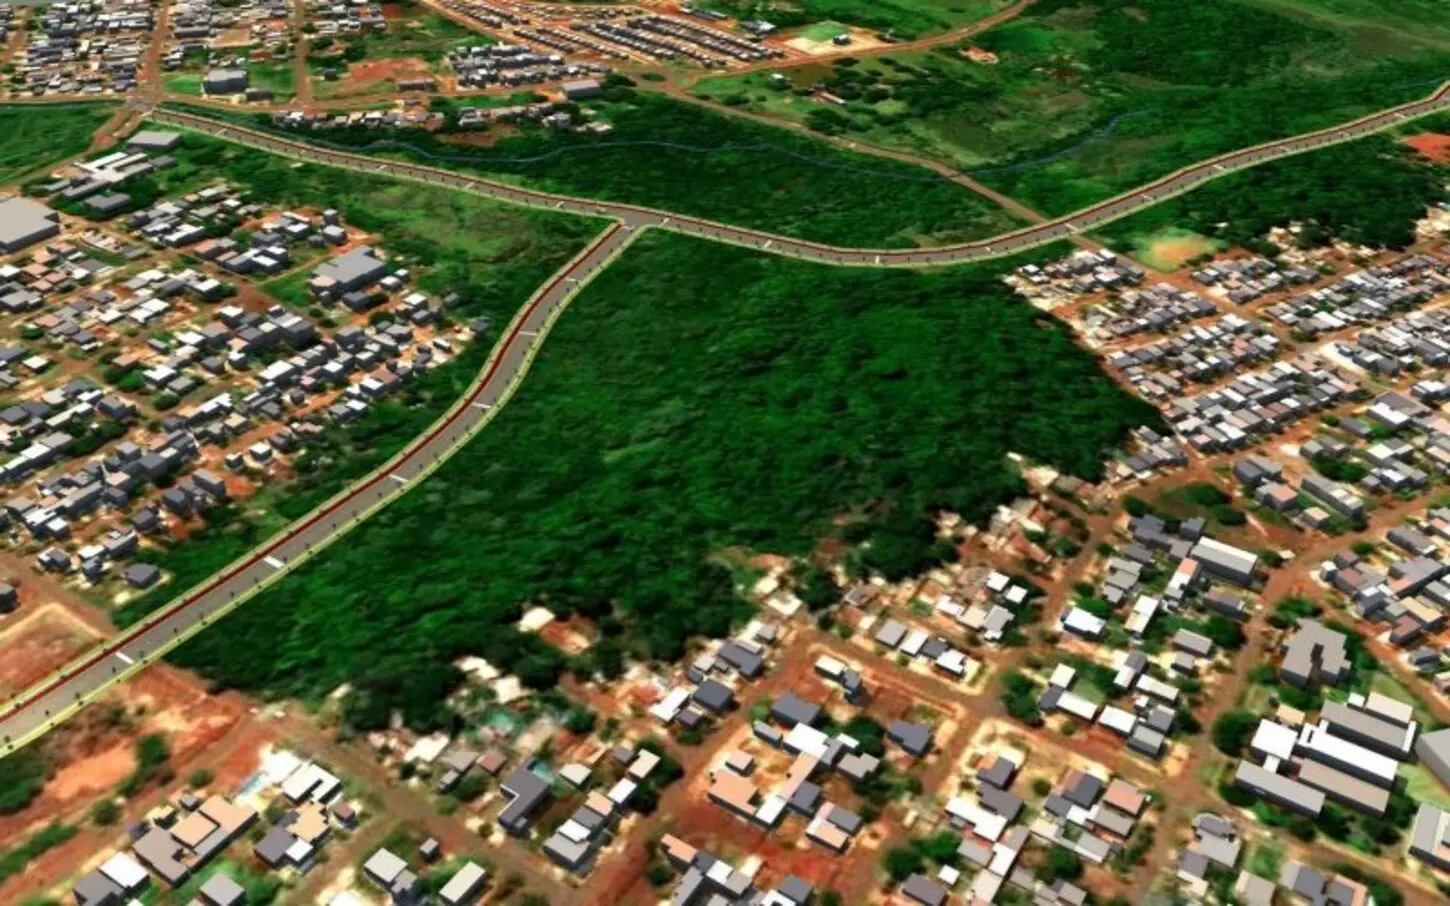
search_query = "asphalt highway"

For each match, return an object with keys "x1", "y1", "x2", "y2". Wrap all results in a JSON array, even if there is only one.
[
  {"x1": 0, "y1": 222, "x2": 637, "y2": 754},
  {"x1": 2, "y1": 81, "x2": 1449, "y2": 754},
  {"x1": 150, "y1": 79, "x2": 1450, "y2": 267}
]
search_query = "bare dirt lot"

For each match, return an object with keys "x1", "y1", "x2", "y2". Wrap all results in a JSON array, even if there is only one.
[
  {"x1": 0, "y1": 604, "x2": 101, "y2": 699},
  {"x1": 1404, "y1": 132, "x2": 1450, "y2": 163}
]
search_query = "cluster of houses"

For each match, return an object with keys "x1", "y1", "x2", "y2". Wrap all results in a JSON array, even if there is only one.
[
  {"x1": 1175, "y1": 811, "x2": 1379, "y2": 906},
  {"x1": 1261, "y1": 253, "x2": 1450, "y2": 337},
  {"x1": 1315, "y1": 509, "x2": 1450, "y2": 660},
  {"x1": 1012, "y1": 249, "x2": 1148, "y2": 304},
  {"x1": 1190, "y1": 254, "x2": 1321, "y2": 304},
  {"x1": 706, "y1": 691, "x2": 880, "y2": 852},
  {"x1": 619, "y1": 16, "x2": 780, "y2": 64},
  {"x1": 659, "y1": 838, "x2": 821, "y2": 906},
  {"x1": 9, "y1": 0, "x2": 153, "y2": 97},
  {"x1": 308, "y1": 0, "x2": 387, "y2": 37},
  {"x1": 70, "y1": 749, "x2": 387, "y2": 906},
  {"x1": 0, "y1": 135, "x2": 484, "y2": 593},
  {"x1": 1108, "y1": 312, "x2": 1281, "y2": 403},
  {"x1": 1168, "y1": 354, "x2": 1364, "y2": 454},
  {"x1": 651, "y1": 618, "x2": 781, "y2": 731},
  {"x1": 362, "y1": 845, "x2": 488, "y2": 906},
  {"x1": 74, "y1": 793, "x2": 258, "y2": 901},
  {"x1": 901, "y1": 755, "x2": 1150, "y2": 906},
  {"x1": 167, "y1": 0, "x2": 291, "y2": 69},
  {"x1": 542, "y1": 741, "x2": 666, "y2": 872},
  {"x1": 447, "y1": 42, "x2": 610, "y2": 89},
  {"x1": 868, "y1": 568, "x2": 1033, "y2": 662},
  {"x1": 1048, "y1": 520, "x2": 1265, "y2": 759}
]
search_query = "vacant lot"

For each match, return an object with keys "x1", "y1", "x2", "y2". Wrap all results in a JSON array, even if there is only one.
[
  {"x1": 0, "y1": 104, "x2": 112, "y2": 185},
  {"x1": 167, "y1": 232, "x2": 1155, "y2": 730},
  {"x1": 691, "y1": 0, "x2": 1450, "y2": 216}
]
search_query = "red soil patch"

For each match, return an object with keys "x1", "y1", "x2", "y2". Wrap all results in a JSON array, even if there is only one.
[
  {"x1": 0, "y1": 608, "x2": 99, "y2": 698},
  {"x1": 380, "y1": 2, "x2": 406, "y2": 18},
  {"x1": 1404, "y1": 132, "x2": 1450, "y2": 163},
  {"x1": 349, "y1": 57, "x2": 431, "y2": 82}
]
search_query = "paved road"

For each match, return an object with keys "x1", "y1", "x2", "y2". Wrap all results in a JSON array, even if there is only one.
[
  {"x1": 150, "y1": 79, "x2": 1450, "y2": 267},
  {"x1": 0, "y1": 222, "x2": 637, "y2": 754}
]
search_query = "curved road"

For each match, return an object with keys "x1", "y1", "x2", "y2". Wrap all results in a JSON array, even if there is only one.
[
  {"x1": 150, "y1": 78, "x2": 1450, "y2": 267},
  {"x1": 0, "y1": 223, "x2": 637, "y2": 755},
  {"x1": 3, "y1": 80, "x2": 1450, "y2": 754}
]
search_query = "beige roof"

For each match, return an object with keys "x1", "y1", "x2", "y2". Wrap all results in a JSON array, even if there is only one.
[
  {"x1": 199, "y1": 795, "x2": 254, "y2": 834},
  {"x1": 1102, "y1": 779, "x2": 1146, "y2": 817},
  {"x1": 293, "y1": 803, "x2": 330, "y2": 844},
  {"x1": 171, "y1": 811, "x2": 217, "y2": 850}
]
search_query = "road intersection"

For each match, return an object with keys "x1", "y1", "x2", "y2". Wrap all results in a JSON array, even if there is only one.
[{"x1": 2, "y1": 78, "x2": 1450, "y2": 755}]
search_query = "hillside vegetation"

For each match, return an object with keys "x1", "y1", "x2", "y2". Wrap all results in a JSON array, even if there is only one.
[
  {"x1": 162, "y1": 84, "x2": 1025, "y2": 249},
  {"x1": 168, "y1": 233, "x2": 1155, "y2": 729},
  {"x1": 690, "y1": 0, "x2": 1450, "y2": 216}
]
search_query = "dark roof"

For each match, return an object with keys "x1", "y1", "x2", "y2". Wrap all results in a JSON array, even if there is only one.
[
  {"x1": 901, "y1": 874, "x2": 948, "y2": 906},
  {"x1": 691, "y1": 680, "x2": 734, "y2": 714},
  {"x1": 770, "y1": 692, "x2": 822, "y2": 728}
]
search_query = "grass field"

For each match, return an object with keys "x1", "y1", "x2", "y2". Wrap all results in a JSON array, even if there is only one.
[
  {"x1": 689, "y1": 0, "x2": 1450, "y2": 218},
  {"x1": 162, "y1": 85, "x2": 1026, "y2": 249},
  {"x1": 701, "y1": 0, "x2": 1012, "y2": 39},
  {"x1": 160, "y1": 231, "x2": 1156, "y2": 729},
  {"x1": 0, "y1": 104, "x2": 112, "y2": 185}
]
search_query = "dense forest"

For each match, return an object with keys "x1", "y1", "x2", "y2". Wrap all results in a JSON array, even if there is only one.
[
  {"x1": 1095, "y1": 134, "x2": 1449, "y2": 253},
  {"x1": 166, "y1": 233, "x2": 1155, "y2": 729},
  {"x1": 162, "y1": 84, "x2": 1023, "y2": 249}
]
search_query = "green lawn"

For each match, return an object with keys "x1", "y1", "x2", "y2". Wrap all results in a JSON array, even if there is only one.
[
  {"x1": 689, "y1": 0, "x2": 1450, "y2": 219},
  {"x1": 162, "y1": 231, "x2": 1156, "y2": 731},
  {"x1": 162, "y1": 86, "x2": 1027, "y2": 249},
  {"x1": 163, "y1": 73, "x2": 205, "y2": 96},
  {"x1": 0, "y1": 104, "x2": 112, "y2": 185}
]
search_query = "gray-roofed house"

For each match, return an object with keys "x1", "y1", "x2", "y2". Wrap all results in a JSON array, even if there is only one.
[
  {"x1": 498, "y1": 768, "x2": 550, "y2": 835},
  {"x1": 900, "y1": 874, "x2": 948, "y2": 906},
  {"x1": 199, "y1": 873, "x2": 246, "y2": 906},
  {"x1": 313, "y1": 246, "x2": 389, "y2": 295},
  {"x1": 692, "y1": 680, "x2": 734, "y2": 714},
  {"x1": 1189, "y1": 537, "x2": 1259, "y2": 587},
  {"x1": 887, "y1": 719, "x2": 933, "y2": 758},
  {"x1": 1417, "y1": 727, "x2": 1450, "y2": 787},
  {"x1": 770, "y1": 692, "x2": 822, "y2": 728},
  {"x1": 203, "y1": 69, "x2": 249, "y2": 95},
  {"x1": 73, "y1": 870, "x2": 124, "y2": 906},
  {"x1": 0, "y1": 198, "x2": 61, "y2": 253},
  {"x1": 1280, "y1": 619, "x2": 1351, "y2": 688},
  {"x1": 874, "y1": 618, "x2": 907, "y2": 648}
]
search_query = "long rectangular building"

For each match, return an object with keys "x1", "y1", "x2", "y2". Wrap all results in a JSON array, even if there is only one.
[{"x1": 1232, "y1": 760, "x2": 1324, "y2": 817}]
